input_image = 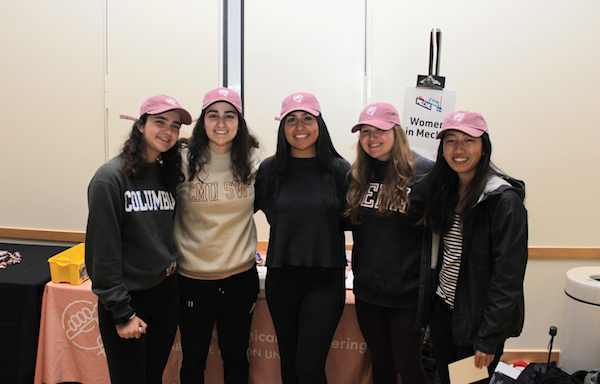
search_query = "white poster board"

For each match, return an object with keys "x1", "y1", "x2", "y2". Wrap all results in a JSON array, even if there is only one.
[{"x1": 402, "y1": 86, "x2": 457, "y2": 160}]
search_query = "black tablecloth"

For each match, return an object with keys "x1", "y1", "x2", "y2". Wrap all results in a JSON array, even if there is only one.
[{"x1": 0, "y1": 242, "x2": 69, "y2": 384}]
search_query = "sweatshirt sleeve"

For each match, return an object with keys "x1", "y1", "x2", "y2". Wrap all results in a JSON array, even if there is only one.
[
  {"x1": 338, "y1": 159, "x2": 352, "y2": 231},
  {"x1": 85, "y1": 176, "x2": 133, "y2": 321},
  {"x1": 475, "y1": 189, "x2": 528, "y2": 353},
  {"x1": 254, "y1": 157, "x2": 270, "y2": 214}
]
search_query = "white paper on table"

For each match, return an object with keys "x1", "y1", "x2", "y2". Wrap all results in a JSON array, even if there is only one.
[
  {"x1": 448, "y1": 355, "x2": 488, "y2": 384},
  {"x1": 345, "y1": 270, "x2": 354, "y2": 289},
  {"x1": 494, "y1": 361, "x2": 522, "y2": 380}
]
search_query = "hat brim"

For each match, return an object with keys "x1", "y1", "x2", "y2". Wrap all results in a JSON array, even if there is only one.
[
  {"x1": 202, "y1": 100, "x2": 243, "y2": 114},
  {"x1": 145, "y1": 107, "x2": 193, "y2": 125},
  {"x1": 171, "y1": 108, "x2": 193, "y2": 125},
  {"x1": 275, "y1": 108, "x2": 321, "y2": 121},
  {"x1": 351, "y1": 119, "x2": 396, "y2": 133},
  {"x1": 436, "y1": 126, "x2": 485, "y2": 139}
]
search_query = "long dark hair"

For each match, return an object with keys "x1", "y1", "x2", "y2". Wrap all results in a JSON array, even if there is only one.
[
  {"x1": 345, "y1": 124, "x2": 416, "y2": 224},
  {"x1": 121, "y1": 114, "x2": 184, "y2": 189},
  {"x1": 265, "y1": 114, "x2": 346, "y2": 210},
  {"x1": 186, "y1": 108, "x2": 259, "y2": 184},
  {"x1": 422, "y1": 132, "x2": 501, "y2": 234}
]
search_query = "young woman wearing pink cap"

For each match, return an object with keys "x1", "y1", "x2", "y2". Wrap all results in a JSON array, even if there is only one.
[
  {"x1": 421, "y1": 111, "x2": 528, "y2": 384},
  {"x1": 85, "y1": 94, "x2": 192, "y2": 383},
  {"x1": 254, "y1": 92, "x2": 350, "y2": 384},
  {"x1": 346, "y1": 102, "x2": 432, "y2": 384},
  {"x1": 173, "y1": 87, "x2": 260, "y2": 384}
]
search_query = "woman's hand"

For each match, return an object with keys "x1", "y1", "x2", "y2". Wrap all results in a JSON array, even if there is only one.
[
  {"x1": 474, "y1": 349, "x2": 495, "y2": 369},
  {"x1": 116, "y1": 315, "x2": 147, "y2": 339}
]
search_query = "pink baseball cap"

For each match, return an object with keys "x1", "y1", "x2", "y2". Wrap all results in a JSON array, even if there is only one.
[
  {"x1": 351, "y1": 102, "x2": 401, "y2": 133},
  {"x1": 275, "y1": 92, "x2": 321, "y2": 121},
  {"x1": 139, "y1": 94, "x2": 192, "y2": 125},
  {"x1": 436, "y1": 111, "x2": 489, "y2": 139},
  {"x1": 202, "y1": 87, "x2": 243, "y2": 113}
]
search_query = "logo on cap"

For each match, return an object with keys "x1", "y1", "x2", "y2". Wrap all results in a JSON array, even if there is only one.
[
  {"x1": 366, "y1": 106, "x2": 377, "y2": 116},
  {"x1": 453, "y1": 112, "x2": 465, "y2": 121},
  {"x1": 166, "y1": 97, "x2": 177, "y2": 106},
  {"x1": 219, "y1": 89, "x2": 230, "y2": 98},
  {"x1": 293, "y1": 94, "x2": 303, "y2": 103}
]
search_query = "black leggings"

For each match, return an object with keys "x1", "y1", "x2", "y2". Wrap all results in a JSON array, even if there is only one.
[
  {"x1": 97, "y1": 274, "x2": 178, "y2": 384},
  {"x1": 266, "y1": 266, "x2": 346, "y2": 384},
  {"x1": 178, "y1": 266, "x2": 259, "y2": 384},
  {"x1": 355, "y1": 298, "x2": 427, "y2": 384}
]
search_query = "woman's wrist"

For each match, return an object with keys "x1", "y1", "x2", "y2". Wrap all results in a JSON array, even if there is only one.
[{"x1": 112, "y1": 310, "x2": 136, "y2": 325}]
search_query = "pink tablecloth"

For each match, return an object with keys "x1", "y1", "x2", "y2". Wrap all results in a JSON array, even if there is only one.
[{"x1": 34, "y1": 280, "x2": 372, "y2": 384}]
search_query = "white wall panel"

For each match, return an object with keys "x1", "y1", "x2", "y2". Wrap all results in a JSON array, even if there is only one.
[
  {"x1": 108, "y1": 0, "x2": 222, "y2": 152},
  {"x1": 0, "y1": 0, "x2": 105, "y2": 231},
  {"x1": 0, "y1": 0, "x2": 221, "y2": 233},
  {"x1": 244, "y1": 0, "x2": 366, "y2": 161},
  {"x1": 368, "y1": 0, "x2": 600, "y2": 247},
  {"x1": 106, "y1": 0, "x2": 221, "y2": 152}
]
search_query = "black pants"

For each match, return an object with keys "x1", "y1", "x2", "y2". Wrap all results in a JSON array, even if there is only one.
[
  {"x1": 178, "y1": 266, "x2": 259, "y2": 384},
  {"x1": 266, "y1": 266, "x2": 346, "y2": 384},
  {"x1": 97, "y1": 274, "x2": 179, "y2": 384},
  {"x1": 355, "y1": 298, "x2": 427, "y2": 384},
  {"x1": 430, "y1": 296, "x2": 504, "y2": 384}
]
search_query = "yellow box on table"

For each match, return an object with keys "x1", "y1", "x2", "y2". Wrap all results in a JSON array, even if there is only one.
[{"x1": 47, "y1": 243, "x2": 89, "y2": 285}]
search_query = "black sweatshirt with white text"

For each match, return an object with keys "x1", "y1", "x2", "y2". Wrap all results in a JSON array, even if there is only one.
[
  {"x1": 351, "y1": 155, "x2": 433, "y2": 309},
  {"x1": 85, "y1": 156, "x2": 179, "y2": 321}
]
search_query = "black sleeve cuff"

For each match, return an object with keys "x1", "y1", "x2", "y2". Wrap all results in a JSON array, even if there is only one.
[{"x1": 112, "y1": 309, "x2": 135, "y2": 325}]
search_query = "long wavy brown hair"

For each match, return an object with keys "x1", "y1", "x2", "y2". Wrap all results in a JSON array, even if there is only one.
[
  {"x1": 345, "y1": 124, "x2": 416, "y2": 224},
  {"x1": 185, "y1": 108, "x2": 259, "y2": 185},
  {"x1": 121, "y1": 115, "x2": 184, "y2": 189}
]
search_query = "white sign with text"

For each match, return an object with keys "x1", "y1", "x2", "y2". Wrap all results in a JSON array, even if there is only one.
[{"x1": 402, "y1": 87, "x2": 457, "y2": 160}]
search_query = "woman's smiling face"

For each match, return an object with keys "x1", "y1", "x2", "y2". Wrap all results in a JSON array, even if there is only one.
[
  {"x1": 442, "y1": 129, "x2": 483, "y2": 183},
  {"x1": 283, "y1": 111, "x2": 319, "y2": 158},
  {"x1": 139, "y1": 110, "x2": 182, "y2": 162},
  {"x1": 358, "y1": 125, "x2": 395, "y2": 161},
  {"x1": 203, "y1": 101, "x2": 239, "y2": 154}
]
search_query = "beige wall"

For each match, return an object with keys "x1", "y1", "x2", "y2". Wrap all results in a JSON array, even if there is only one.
[
  {"x1": 0, "y1": 0, "x2": 220, "y2": 232},
  {"x1": 1, "y1": 0, "x2": 599, "y2": 354},
  {"x1": 1, "y1": 0, "x2": 105, "y2": 231}
]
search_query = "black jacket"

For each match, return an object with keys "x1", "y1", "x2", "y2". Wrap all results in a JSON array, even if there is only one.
[{"x1": 423, "y1": 175, "x2": 528, "y2": 353}]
